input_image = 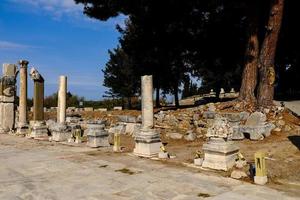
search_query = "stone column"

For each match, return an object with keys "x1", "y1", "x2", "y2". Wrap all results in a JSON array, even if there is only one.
[
  {"x1": 141, "y1": 75, "x2": 154, "y2": 129},
  {"x1": 17, "y1": 60, "x2": 29, "y2": 135},
  {"x1": 133, "y1": 75, "x2": 161, "y2": 157},
  {"x1": 33, "y1": 80, "x2": 44, "y2": 121},
  {"x1": 0, "y1": 64, "x2": 17, "y2": 134},
  {"x1": 29, "y1": 68, "x2": 48, "y2": 139},
  {"x1": 57, "y1": 76, "x2": 67, "y2": 124}
]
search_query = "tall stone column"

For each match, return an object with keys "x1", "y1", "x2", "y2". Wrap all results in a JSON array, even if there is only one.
[
  {"x1": 17, "y1": 60, "x2": 29, "y2": 135},
  {"x1": 0, "y1": 64, "x2": 17, "y2": 134},
  {"x1": 29, "y1": 68, "x2": 48, "y2": 139},
  {"x1": 57, "y1": 76, "x2": 67, "y2": 124},
  {"x1": 133, "y1": 75, "x2": 161, "y2": 157},
  {"x1": 141, "y1": 75, "x2": 154, "y2": 129},
  {"x1": 51, "y1": 76, "x2": 69, "y2": 142}
]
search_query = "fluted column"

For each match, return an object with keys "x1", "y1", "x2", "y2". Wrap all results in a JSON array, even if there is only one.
[{"x1": 18, "y1": 60, "x2": 28, "y2": 127}]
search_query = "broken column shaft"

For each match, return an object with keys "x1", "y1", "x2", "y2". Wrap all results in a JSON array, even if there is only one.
[{"x1": 57, "y1": 76, "x2": 67, "y2": 124}]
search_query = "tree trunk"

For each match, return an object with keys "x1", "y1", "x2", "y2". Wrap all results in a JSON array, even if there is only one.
[
  {"x1": 127, "y1": 96, "x2": 132, "y2": 109},
  {"x1": 174, "y1": 86, "x2": 179, "y2": 108},
  {"x1": 257, "y1": 0, "x2": 285, "y2": 107},
  {"x1": 238, "y1": 14, "x2": 259, "y2": 103},
  {"x1": 155, "y1": 87, "x2": 160, "y2": 108}
]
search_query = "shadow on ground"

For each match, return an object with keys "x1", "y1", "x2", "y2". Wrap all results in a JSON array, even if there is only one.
[{"x1": 288, "y1": 135, "x2": 300, "y2": 150}]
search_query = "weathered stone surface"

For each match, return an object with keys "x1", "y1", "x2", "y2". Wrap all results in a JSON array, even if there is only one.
[
  {"x1": 206, "y1": 117, "x2": 233, "y2": 139},
  {"x1": 57, "y1": 76, "x2": 67, "y2": 123},
  {"x1": 202, "y1": 138, "x2": 239, "y2": 171},
  {"x1": 245, "y1": 112, "x2": 266, "y2": 126},
  {"x1": 231, "y1": 170, "x2": 247, "y2": 179},
  {"x1": 184, "y1": 131, "x2": 196, "y2": 141},
  {"x1": 51, "y1": 123, "x2": 71, "y2": 142},
  {"x1": 84, "y1": 107, "x2": 94, "y2": 112},
  {"x1": 134, "y1": 75, "x2": 161, "y2": 157},
  {"x1": 238, "y1": 123, "x2": 275, "y2": 140},
  {"x1": 113, "y1": 106, "x2": 122, "y2": 110},
  {"x1": 203, "y1": 111, "x2": 215, "y2": 119},
  {"x1": 166, "y1": 132, "x2": 183, "y2": 140},
  {"x1": 86, "y1": 123, "x2": 109, "y2": 147},
  {"x1": 117, "y1": 115, "x2": 137, "y2": 123},
  {"x1": 29, "y1": 121, "x2": 48, "y2": 139}
]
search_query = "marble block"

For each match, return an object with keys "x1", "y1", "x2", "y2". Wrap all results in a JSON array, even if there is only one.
[
  {"x1": 133, "y1": 129, "x2": 162, "y2": 157},
  {"x1": 202, "y1": 138, "x2": 239, "y2": 171},
  {"x1": 30, "y1": 121, "x2": 48, "y2": 139},
  {"x1": 86, "y1": 123, "x2": 109, "y2": 147}
]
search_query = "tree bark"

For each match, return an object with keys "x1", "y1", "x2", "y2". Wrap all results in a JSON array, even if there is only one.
[
  {"x1": 174, "y1": 85, "x2": 179, "y2": 108},
  {"x1": 238, "y1": 14, "x2": 259, "y2": 103},
  {"x1": 257, "y1": 0, "x2": 285, "y2": 107},
  {"x1": 155, "y1": 87, "x2": 161, "y2": 108}
]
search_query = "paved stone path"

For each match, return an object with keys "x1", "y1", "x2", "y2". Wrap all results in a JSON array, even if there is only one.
[
  {"x1": 275, "y1": 100, "x2": 300, "y2": 116},
  {"x1": 0, "y1": 134, "x2": 299, "y2": 200}
]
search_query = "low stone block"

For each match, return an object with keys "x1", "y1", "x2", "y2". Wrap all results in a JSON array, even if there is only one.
[
  {"x1": 113, "y1": 106, "x2": 122, "y2": 110},
  {"x1": 86, "y1": 123, "x2": 109, "y2": 147},
  {"x1": 133, "y1": 129, "x2": 162, "y2": 157},
  {"x1": 51, "y1": 123, "x2": 71, "y2": 142},
  {"x1": 202, "y1": 138, "x2": 239, "y2": 171},
  {"x1": 29, "y1": 121, "x2": 48, "y2": 139}
]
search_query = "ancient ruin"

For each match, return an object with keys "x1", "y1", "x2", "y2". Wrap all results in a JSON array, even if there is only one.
[
  {"x1": 133, "y1": 75, "x2": 162, "y2": 157},
  {"x1": 16, "y1": 60, "x2": 29, "y2": 135},
  {"x1": 51, "y1": 76, "x2": 71, "y2": 142},
  {"x1": 28, "y1": 68, "x2": 48, "y2": 139},
  {"x1": 202, "y1": 117, "x2": 240, "y2": 171},
  {"x1": 0, "y1": 64, "x2": 17, "y2": 134}
]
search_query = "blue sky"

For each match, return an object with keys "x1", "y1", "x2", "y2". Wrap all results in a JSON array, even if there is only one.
[{"x1": 0, "y1": 0, "x2": 125, "y2": 100}]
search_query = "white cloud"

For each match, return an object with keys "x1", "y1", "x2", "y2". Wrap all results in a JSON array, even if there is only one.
[
  {"x1": 0, "y1": 40, "x2": 31, "y2": 49},
  {"x1": 9, "y1": 0, "x2": 83, "y2": 19}
]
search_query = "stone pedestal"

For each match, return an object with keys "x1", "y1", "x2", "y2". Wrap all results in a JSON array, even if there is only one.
[
  {"x1": 29, "y1": 121, "x2": 48, "y2": 139},
  {"x1": 51, "y1": 123, "x2": 71, "y2": 142},
  {"x1": 86, "y1": 124, "x2": 109, "y2": 147},
  {"x1": 133, "y1": 75, "x2": 161, "y2": 157},
  {"x1": 202, "y1": 138, "x2": 239, "y2": 171},
  {"x1": 133, "y1": 128, "x2": 162, "y2": 157}
]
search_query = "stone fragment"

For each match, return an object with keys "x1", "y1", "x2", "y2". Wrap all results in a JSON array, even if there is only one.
[
  {"x1": 283, "y1": 125, "x2": 292, "y2": 132},
  {"x1": 206, "y1": 117, "x2": 233, "y2": 139},
  {"x1": 113, "y1": 106, "x2": 122, "y2": 110},
  {"x1": 231, "y1": 170, "x2": 247, "y2": 179},
  {"x1": 184, "y1": 131, "x2": 196, "y2": 141},
  {"x1": 117, "y1": 115, "x2": 137, "y2": 123},
  {"x1": 203, "y1": 111, "x2": 215, "y2": 119},
  {"x1": 194, "y1": 158, "x2": 203, "y2": 166},
  {"x1": 158, "y1": 152, "x2": 169, "y2": 159},
  {"x1": 245, "y1": 112, "x2": 266, "y2": 126},
  {"x1": 166, "y1": 132, "x2": 183, "y2": 140},
  {"x1": 235, "y1": 159, "x2": 247, "y2": 169},
  {"x1": 276, "y1": 119, "x2": 285, "y2": 127}
]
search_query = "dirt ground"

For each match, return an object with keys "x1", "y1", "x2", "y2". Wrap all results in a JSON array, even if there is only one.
[{"x1": 38, "y1": 106, "x2": 300, "y2": 194}]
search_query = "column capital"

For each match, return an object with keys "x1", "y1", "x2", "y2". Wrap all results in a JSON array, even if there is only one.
[{"x1": 19, "y1": 60, "x2": 29, "y2": 67}]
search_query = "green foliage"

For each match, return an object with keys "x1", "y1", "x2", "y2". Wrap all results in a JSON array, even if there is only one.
[
  {"x1": 44, "y1": 92, "x2": 84, "y2": 108},
  {"x1": 102, "y1": 47, "x2": 139, "y2": 100},
  {"x1": 75, "y1": 0, "x2": 300, "y2": 102}
]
